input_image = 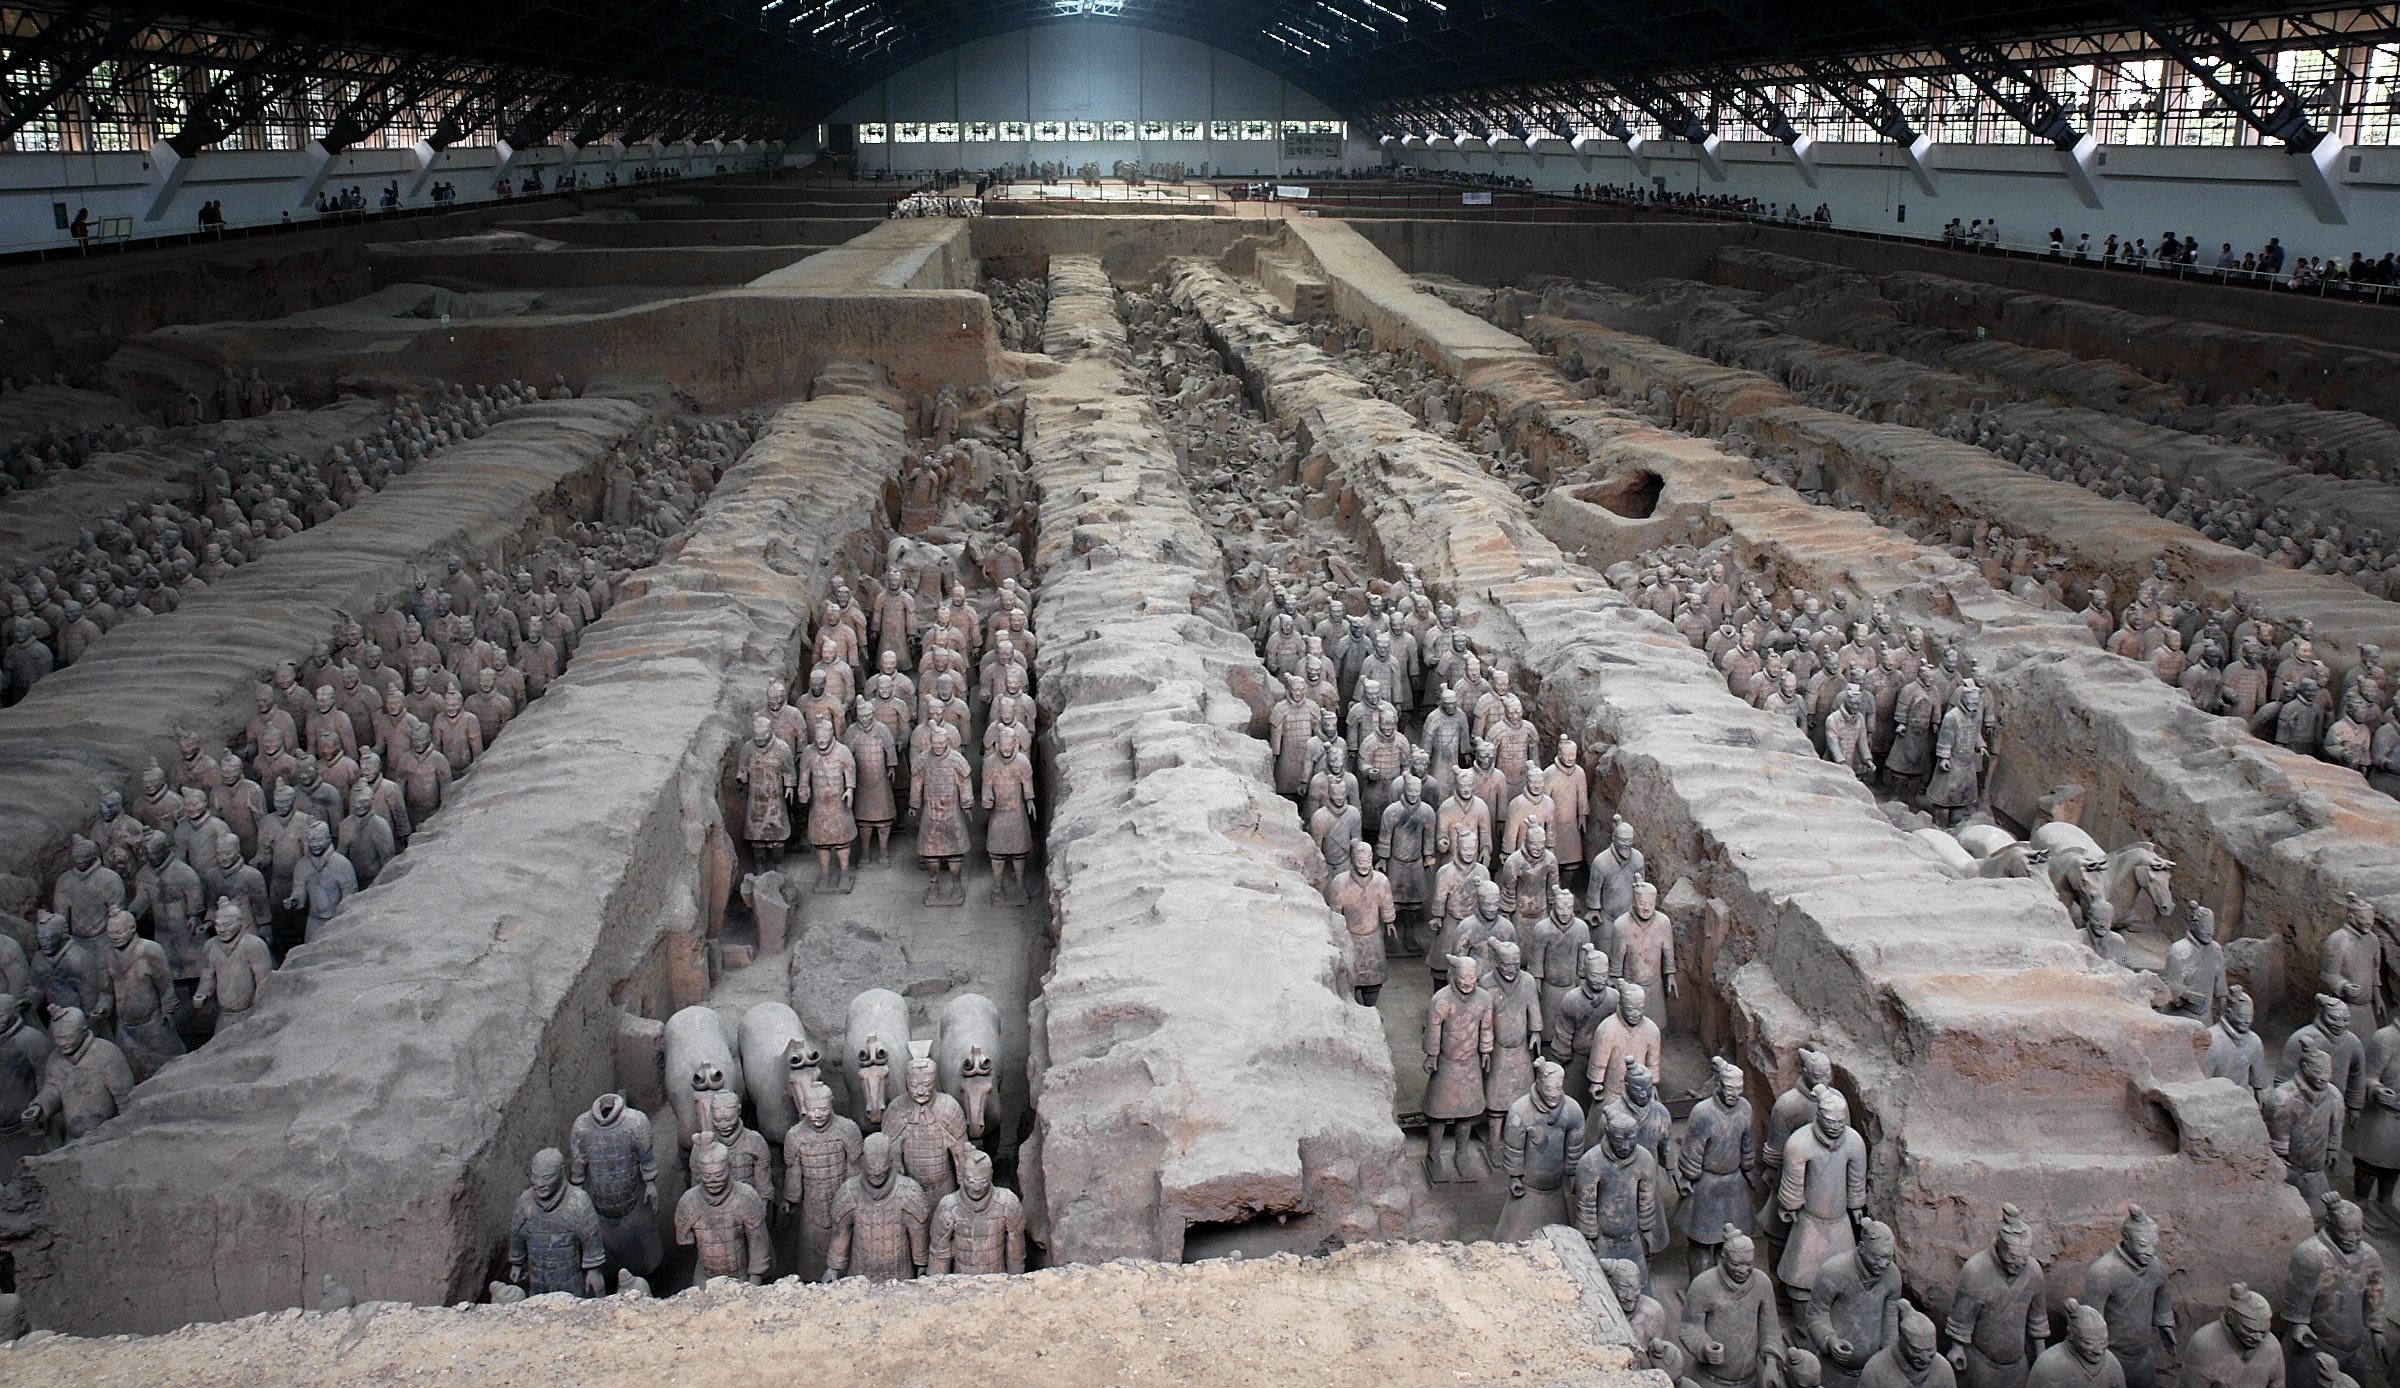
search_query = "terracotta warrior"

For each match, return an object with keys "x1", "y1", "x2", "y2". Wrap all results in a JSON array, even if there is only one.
[
  {"x1": 2076, "y1": 1206, "x2": 2175, "y2": 1388},
  {"x1": 1590, "y1": 979, "x2": 1662, "y2": 1106},
  {"x1": 736, "y1": 712, "x2": 796, "y2": 868},
  {"x1": 842, "y1": 697, "x2": 898, "y2": 867},
  {"x1": 883, "y1": 1046, "x2": 970, "y2": 1202},
  {"x1": 824, "y1": 1131, "x2": 929, "y2": 1282},
  {"x1": 1805, "y1": 1218, "x2": 1904, "y2": 1388},
  {"x1": 781, "y1": 1078, "x2": 863, "y2": 1281},
  {"x1": 674, "y1": 1139, "x2": 771, "y2": 1284},
  {"x1": 569, "y1": 1093, "x2": 661, "y2": 1279},
  {"x1": 1678, "y1": 1227, "x2": 1788, "y2": 1388},
  {"x1": 1555, "y1": 945, "x2": 1618, "y2": 1113},
  {"x1": 2182, "y1": 1284, "x2": 2280, "y2": 1388},
  {"x1": 2025, "y1": 1304, "x2": 2124, "y2": 1388},
  {"x1": 1483, "y1": 938, "x2": 1542, "y2": 1166},
  {"x1": 927, "y1": 1148, "x2": 1026, "y2": 1275},
  {"x1": 1926, "y1": 682, "x2": 1990, "y2": 827},
  {"x1": 193, "y1": 898, "x2": 272, "y2": 1033},
  {"x1": 509, "y1": 1147, "x2": 606, "y2": 1298},
  {"x1": 910, "y1": 723, "x2": 974, "y2": 907},
  {"x1": 2280, "y1": 1198, "x2": 2385, "y2": 1388},
  {"x1": 1945, "y1": 1204, "x2": 2052, "y2": 1388},
  {"x1": 21, "y1": 1006, "x2": 134, "y2": 1141},
  {"x1": 1575, "y1": 1105, "x2": 1668, "y2": 1290},
  {"x1": 1609, "y1": 878, "x2": 1677, "y2": 1005},
  {"x1": 1496, "y1": 1057, "x2": 1586, "y2": 1242},
  {"x1": 1678, "y1": 1056, "x2": 1759, "y2": 1277},
  {"x1": 796, "y1": 718, "x2": 858, "y2": 893},
  {"x1": 1777, "y1": 1085, "x2": 1869, "y2": 1306},
  {"x1": 1603, "y1": 1255, "x2": 1674, "y2": 1371},
  {"x1": 701, "y1": 1088, "x2": 773, "y2": 1196},
  {"x1": 1424, "y1": 954, "x2": 1497, "y2": 1183},
  {"x1": 2162, "y1": 900, "x2": 2228, "y2": 1023},
  {"x1": 1862, "y1": 1310, "x2": 1956, "y2": 1388},
  {"x1": 1378, "y1": 773, "x2": 1437, "y2": 953},
  {"x1": 2271, "y1": 1037, "x2": 2346, "y2": 1215},
  {"x1": 981, "y1": 724, "x2": 1036, "y2": 906},
  {"x1": 287, "y1": 818, "x2": 358, "y2": 943},
  {"x1": 1587, "y1": 818, "x2": 1646, "y2": 923},
  {"x1": 103, "y1": 908, "x2": 183, "y2": 1081},
  {"x1": 2206, "y1": 985, "x2": 2271, "y2": 1104},
  {"x1": 1531, "y1": 887, "x2": 1592, "y2": 1031}
]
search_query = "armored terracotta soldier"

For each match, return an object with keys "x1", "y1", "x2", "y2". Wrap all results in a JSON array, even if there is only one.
[
  {"x1": 782, "y1": 1079, "x2": 863, "y2": 1281},
  {"x1": 1547, "y1": 740, "x2": 1592, "y2": 890},
  {"x1": 287, "y1": 819, "x2": 358, "y2": 943},
  {"x1": 981, "y1": 725, "x2": 1036, "y2": 905},
  {"x1": 928, "y1": 1149, "x2": 1025, "y2": 1275},
  {"x1": 1484, "y1": 939, "x2": 1542, "y2": 1156},
  {"x1": 52, "y1": 836, "x2": 125, "y2": 940},
  {"x1": 1456, "y1": 879, "x2": 1519, "y2": 987},
  {"x1": 1779, "y1": 1085, "x2": 1870, "y2": 1307},
  {"x1": 1680, "y1": 1056, "x2": 1760, "y2": 1276},
  {"x1": 1926, "y1": 683, "x2": 1990, "y2": 827},
  {"x1": 1432, "y1": 745, "x2": 1490, "y2": 857},
  {"x1": 1863, "y1": 1310, "x2": 1957, "y2": 1388},
  {"x1": 1555, "y1": 946, "x2": 1618, "y2": 1113},
  {"x1": 1605, "y1": 1256, "x2": 1674, "y2": 1370},
  {"x1": 1946, "y1": 1205, "x2": 2052, "y2": 1388},
  {"x1": 1428, "y1": 825, "x2": 1490, "y2": 982},
  {"x1": 1590, "y1": 979, "x2": 1662, "y2": 1105},
  {"x1": 2272, "y1": 1035, "x2": 2347, "y2": 1220},
  {"x1": 883, "y1": 1047, "x2": 970, "y2": 1202},
  {"x1": 2078, "y1": 1206, "x2": 2176, "y2": 1388},
  {"x1": 1806, "y1": 1218, "x2": 1904, "y2": 1388},
  {"x1": 129, "y1": 831, "x2": 206, "y2": 988},
  {"x1": 201, "y1": 834, "x2": 270, "y2": 942},
  {"x1": 2162, "y1": 900, "x2": 2228, "y2": 1023},
  {"x1": 464, "y1": 667, "x2": 512, "y2": 746},
  {"x1": 2356, "y1": 1008, "x2": 2400, "y2": 1225},
  {"x1": 736, "y1": 712, "x2": 796, "y2": 868},
  {"x1": 0, "y1": 994, "x2": 48, "y2": 1169},
  {"x1": 194, "y1": 898, "x2": 272, "y2": 1033},
  {"x1": 431, "y1": 689, "x2": 482, "y2": 773},
  {"x1": 32, "y1": 913, "x2": 109, "y2": 1028},
  {"x1": 2208, "y1": 984, "x2": 2265, "y2": 1104},
  {"x1": 911, "y1": 723, "x2": 975, "y2": 907},
  {"x1": 1531, "y1": 887, "x2": 1593, "y2": 1028},
  {"x1": 1496, "y1": 1057, "x2": 1586, "y2": 1242},
  {"x1": 2279, "y1": 992, "x2": 2367, "y2": 1122},
  {"x1": 1424, "y1": 953, "x2": 1497, "y2": 1183},
  {"x1": 570, "y1": 1093, "x2": 661, "y2": 1279},
  {"x1": 102, "y1": 908, "x2": 182, "y2": 1081},
  {"x1": 1577, "y1": 1106, "x2": 1669, "y2": 1289},
  {"x1": 21, "y1": 1006, "x2": 134, "y2": 1141},
  {"x1": 390, "y1": 718, "x2": 453, "y2": 825},
  {"x1": 1419, "y1": 685, "x2": 1471, "y2": 801},
  {"x1": 1327, "y1": 840, "x2": 1396, "y2": 1006},
  {"x1": 509, "y1": 1148, "x2": 607, "y2": 1298},
  {"x1": 796, "y1": 718, "x2": 858, "y2": 893},
  {"x1": 842, "y1": 697, "x2": 899, "y2": 867},
  {"x1": 1490, "y1": 695, "x2": 1539, "y2": 806},
  {"x1": 2282, "y1": 1198, "x2": 2385, "y2": 1388},
  {"x1": 88, "y1": 792, "x2": 144, "y2": 872},
  {"x1": 2183, "y1": 1284, "x2": 2282, "y2": 1388},
  {"x1": 701, "y1": 1088, "x2": 773, "y2": 1197},
  {"x1": 1679, "y1": 1228, "x2": 1788, "y2": 1388},
  {"x1": 1499, "y1": 821, "x2": 1561, "y2": 936},
  {"x1": 338, "y1": 783, "x2": 396, "y2": 887},
  {"x1": 675, "y1": 1139, "x2": 771, "y2": 1284},
  {"x1": 1588, "y1": 818, "x2": 1645, "y2": 923},
  {"x1": 797, "y1": 664, "x2": 845, "y2": 738},
  {"x1": 825, "y1": 1131, "x2": 930, "y2": 1283},
  {"x1": 1610, "y1": 878, "x2": 1677, "y2": 1006},
  {"x1": 212, "y1": 751, "x2": 266, "y2": 857},
  {"x1": 1378, "y1": 774, "x2": 1437, "y2": 952},
  {"x1": 1311, "y1": 775, "x2": 1364, "y2": 879}
]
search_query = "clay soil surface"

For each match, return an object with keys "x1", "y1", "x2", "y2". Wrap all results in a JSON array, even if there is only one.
[{"x1": 2, "y1": 1238, "x2": 1639, "y2": 1388}]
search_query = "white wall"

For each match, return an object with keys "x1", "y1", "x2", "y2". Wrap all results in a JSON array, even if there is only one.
[
  {"x1": 1391, "y1": 137, "x2": 2400, "y2": 271},
  {"x1": 0, "y1": 139, "x2": 782, "y2": 253},
  {"x1": 832, "y1": 24, "x2": 1370, "y2": 177}
]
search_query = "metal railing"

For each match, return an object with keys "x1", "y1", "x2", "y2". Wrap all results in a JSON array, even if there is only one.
[{"x1": 0, "y1": 163, "x2": 781, "y2": 268}]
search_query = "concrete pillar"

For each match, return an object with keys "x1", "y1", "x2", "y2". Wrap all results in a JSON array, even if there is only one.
[
  {"x1": 142, "y1": 142, "x2": 191, "y2": 223},
  {"x1": 1780, "y1": 133, "x2": 1820, "y2": 188},
  {"x1": 1695, "y1": 132, "x2": 1728, "y2": 182},
  {"x1": 404, "y1": 139, "x2": 445, "y2": 203},
  {"x1": 2054, "y1": 133, "x2": 2107, "y2": 210},
  {"x1": 292, "y1": 139, "x2": 342, "y2": 209},
  {"x1": 1901, "y1": 133, "x2": 1939, "y2": 197},
  {"x1": 2295, "y1": 133, "x2": 2351, "y2": 225}
]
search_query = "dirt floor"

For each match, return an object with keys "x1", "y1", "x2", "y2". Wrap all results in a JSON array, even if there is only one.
[{"x1": 0, "y1": 1235, "x2": 1645, "y2": 1388}]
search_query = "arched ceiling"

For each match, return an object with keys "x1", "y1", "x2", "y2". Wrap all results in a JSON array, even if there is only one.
[{"x1": 3, "y1": 0, "x2": 2363, "y2": 149}]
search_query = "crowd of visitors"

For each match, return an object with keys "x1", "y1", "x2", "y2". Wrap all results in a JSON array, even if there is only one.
[{"x1": 1945, "y1": 217, "x2": 2398, "y2": 298}]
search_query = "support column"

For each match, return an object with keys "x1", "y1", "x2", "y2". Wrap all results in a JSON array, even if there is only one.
[
  {"x1": 142, "y1": 142, "x2": 191, "y2": 223},
  {"x1": 1780, "y1": 133, "x2": 1820, "y2": 188},
  {"x1": 2294, "y1": 133, "x2": 2351, "y2": 225},
  {"x1": 404, "y1": 139, "x2": 445, "y2": 203},
  {"x1": 291, "y1": 139, "x2": 341, "y2": 209},
  {"x1": 2057, "y1": 132, "x2": 2107, "y2": 210},
  {"x1": 1901, "y1": 132, "x2": 1940, "y2": 197}
]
